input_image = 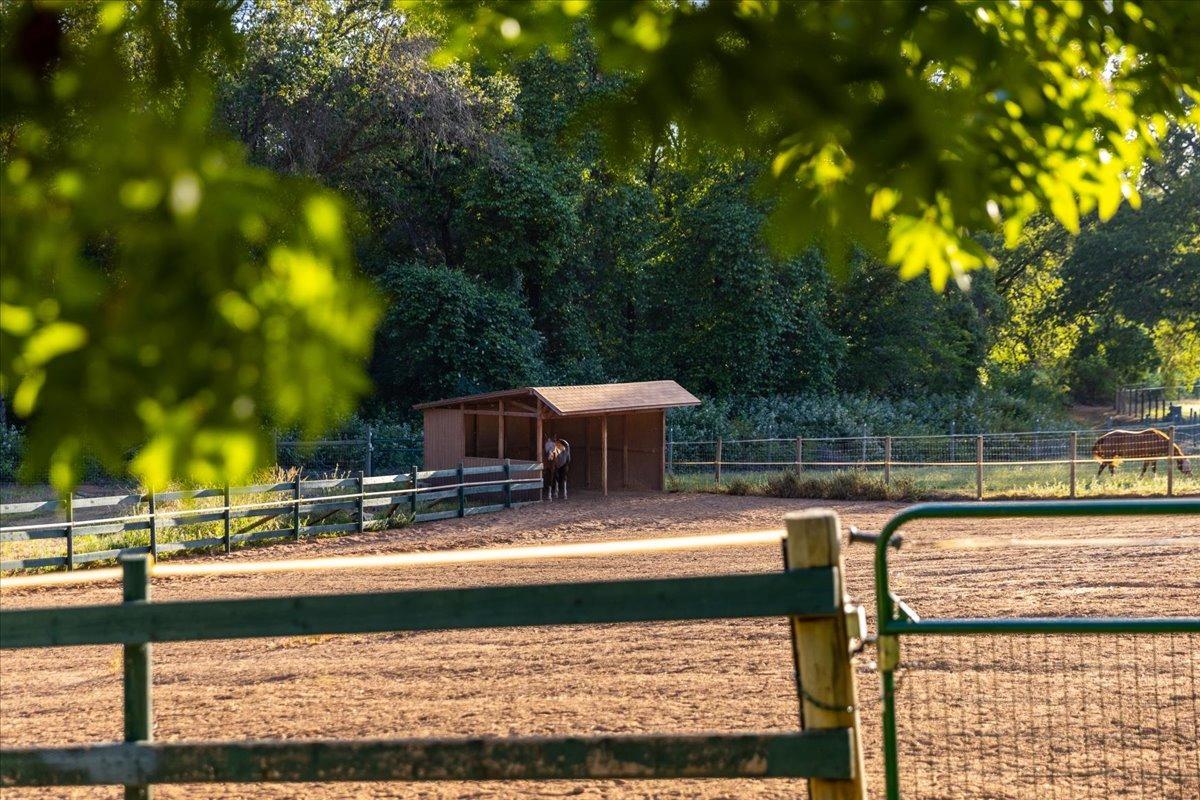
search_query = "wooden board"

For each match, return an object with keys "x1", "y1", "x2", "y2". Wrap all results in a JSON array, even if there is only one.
[
  {"x1": 0, "y1": 569, "x2": 839, "y2": 648},
  {"x1": 0, "y1": 730, "x2": 854, "y2": 785}
]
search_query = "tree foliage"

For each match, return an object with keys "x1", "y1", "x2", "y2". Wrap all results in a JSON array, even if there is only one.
[
  {"x1": 426, "y1": 0, "x2": 1200, "y2": 289},
  {"x1": 0, "y1": 1, "x2": 378, "y2": 490}
]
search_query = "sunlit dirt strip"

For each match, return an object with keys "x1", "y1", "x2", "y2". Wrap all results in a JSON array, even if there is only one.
[{"x1": 0, "y1": 528, "x2": 786, "y2": 591}]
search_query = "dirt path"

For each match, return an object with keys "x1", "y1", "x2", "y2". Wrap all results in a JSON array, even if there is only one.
[{"x1": 2, "y1": 492, "x2": 1198, "y2": 799}]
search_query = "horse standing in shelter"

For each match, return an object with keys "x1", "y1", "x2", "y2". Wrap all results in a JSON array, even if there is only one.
[{"x1": 543, "y1": 436, "x2": 571, "y2": 500}]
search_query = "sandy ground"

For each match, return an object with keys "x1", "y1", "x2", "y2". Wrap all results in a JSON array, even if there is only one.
[{"x1": 2, "y1": 491, "x2": 1198, "y2": 799}]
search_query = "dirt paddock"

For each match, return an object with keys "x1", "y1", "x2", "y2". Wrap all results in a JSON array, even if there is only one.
[{"x1": 2, "y1": 491, "x2": 1198, "y2": 799}]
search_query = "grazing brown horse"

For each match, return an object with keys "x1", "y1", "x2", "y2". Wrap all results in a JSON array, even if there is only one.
[
  {"x1": 543, "y1": 436, "x2": 571, "y2": 500},
  {"x1": 1091, "y1": 429, "x2": 1192, "y2": 477}
]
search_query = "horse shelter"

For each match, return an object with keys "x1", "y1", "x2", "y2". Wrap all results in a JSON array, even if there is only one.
[{"x1": 415, "y1": 381, "x2": 700, "y2": 494}]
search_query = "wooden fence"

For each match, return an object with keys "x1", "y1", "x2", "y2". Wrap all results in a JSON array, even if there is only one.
[
  {"x1": 0, "y1": 461, "x2": 542, "y2": 573},
  {"x1": 0, "y1": 511, "x2": 866, "y2": 796}
]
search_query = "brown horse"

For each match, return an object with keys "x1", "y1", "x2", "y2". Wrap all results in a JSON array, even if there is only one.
[
  {"x1": 1091, "y1": 429, "x2": 1192, "y2": 477},
  {"x1": 543, "y1": 436, "x2": 571, "y2": 499}
]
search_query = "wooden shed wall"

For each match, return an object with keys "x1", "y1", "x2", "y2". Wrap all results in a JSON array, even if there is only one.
[{"x1": 422, "y1": 409, "x2": 463, "y2": 471}]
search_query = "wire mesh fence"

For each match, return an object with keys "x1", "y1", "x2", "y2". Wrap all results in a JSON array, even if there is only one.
[
  {"x1": 274, "y1": 425, "x2": 423, "y2": 477},
  {"x1": 891, "y1": 633, "x2": 1198, "y2": 799},
  {"x1": 667, "y1": 424, "x2": 1200, "y2": 498}
]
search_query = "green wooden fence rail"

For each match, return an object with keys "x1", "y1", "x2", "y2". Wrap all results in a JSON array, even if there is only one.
[
  {"x1": 0, "y1": 516, "x2": 864, "y2": 794},
  {"x1": 0, "y1": 460, "x2": 543, "y2": 573},
  {"x1": 871, "y1": 498, "x2": 1200, "y2": 800}
]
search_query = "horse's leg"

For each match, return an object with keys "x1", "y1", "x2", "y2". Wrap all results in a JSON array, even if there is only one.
[
  {"x1": 1141, "y1": 460, "x2": 1149, "y2": 477},
  {"x1": 1096, "y1": 461, "x2": 1107, "y2": 478},
  {"x1": 561, "y1": 468, "x2": 568, "y2": 500}
]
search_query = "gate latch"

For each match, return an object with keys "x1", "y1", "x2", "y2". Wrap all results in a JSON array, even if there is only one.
[{"x1": 844, "y1": 602, "x2": 868, "y2": 654}]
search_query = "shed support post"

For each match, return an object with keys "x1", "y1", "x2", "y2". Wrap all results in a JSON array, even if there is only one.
[
  {"x1": 122, "y1": 554, "x2": 153, "y2": 800},
  {"x1": 585, "y1": 418, "x2": 592, "y2": 488},
  {"x1": 622, "y1": 415, "x2": 628, "y2": 490},
  {"x1": 1069, "y1": 432, "x2": 1078, "y2": 499},
  {"x1": 601, "y1": 415, "x2": 609, "y2": 497},
  {"x1": 498, "y1": 401, "x2": 505, "y2": 460},
  {"x1": 535, "y1": 404, "x2": 544, "y2": 500},
  {"x1": 784, "y1": 510, "x2": 867, "y2": 800},
  {"x1": 795, "y1": 437, "x2": 803, "y2": 473}
]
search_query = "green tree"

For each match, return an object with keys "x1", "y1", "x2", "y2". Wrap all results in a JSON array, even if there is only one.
[
  {"x1": 427, "y1": 0, "x2": 1200, "y2": 289},
  {"x1": 369, "y1": 264, "x2": 546, "y2": 411},
  {"x1": 0, "y1": 1, "x2": 378, "y2": 490}
]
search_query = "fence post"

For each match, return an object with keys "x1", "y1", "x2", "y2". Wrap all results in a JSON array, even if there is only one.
[
  {"x1": 65, "y1": 491, "x2": 74, "y2": 572},
  {"x1": 1069, "y1": 432, "x2": 1078, "y2": 499},
  {"x1": 504, "y1": 458, "x2": 513, "y2": 509},
  {"x1": 410, "y1": 465, "x2": 419, "y2": 518},
  {"x1": 795, "y1": 436, "x2": 803, "y2": 473},
  {"x1": 1167, "y1": 425, "x2": 1175, "y2": 497},
  {"x1": 365, "y1": 426, "x2": 373, "y2": 477},
  {"x1": 975, "y1": 435, "x2": 984, "y2": 501},
  {"x1": 222, "y1": 483, "x2": 231, "y2": 553},
  {"x1": 784, "y1": 509, "x2": 867, "y2": 800},
  {"x1": 357, "y1": 470, "x2": 366, "y2": 533},
  {"x1": 457, "y1": 462, "x2": 466, "y2": 517},
  {"x1": 121, "y1": 554, "x2": 153, "y2": 800},
  {"x1": 883, "y1": 436, "x2": 892, "y2": 485},
  {"x1": 147, "y1": 490, "x2": 158, "y2": 559},
  {"x1": 715, "y1": 437, "x2": 723, "y2": 484},
  {"x1": 293, "y1": 472, "x2": 302, "y2": 540}
]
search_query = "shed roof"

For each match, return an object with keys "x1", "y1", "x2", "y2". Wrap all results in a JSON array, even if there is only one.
[{"x1": 414, "y1": 380, "x2": 700, "y2": 417}]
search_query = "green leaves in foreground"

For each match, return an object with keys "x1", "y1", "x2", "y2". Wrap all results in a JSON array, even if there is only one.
[
  {"x1": 421, "y1": 0, "x2": 1200, "y2": 289},
  {"x1": 0, "y1": 2, "x2": 379, "y2": 491}
]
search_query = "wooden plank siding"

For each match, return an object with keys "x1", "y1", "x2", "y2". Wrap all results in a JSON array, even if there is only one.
[{"x1": 417, "y1": 381, "x2": 696, "y2": 493}]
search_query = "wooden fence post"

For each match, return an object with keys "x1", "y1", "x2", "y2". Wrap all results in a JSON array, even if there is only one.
[
  {"x1": 795, "y1": 436, "x2": 804, "y2": 473},
  {"x1": 715, "y1": 437, "x2": 723, "y2": 484},
  {"x1": 293, "y1": 472, "x2": 302, "y2": 541},
  {"x1": 975, "y1": 435, "x2": 984, "y2": 501},
  {"x1": 147, "y1": 490, "x2": 158, "y2": 559},
  {"x1": 883, "y1": 437, "x2": 892, "y2": 485},
  {"x1": 357, "y1": 471, "x2": 366, "y2": 533},
  {"x1": 1167, "y1": 425, "x2": 1175, "y2": 497},
  {"x1": 122, "y1": 554, "x2": 153, "y2": 800},
  {"x1": 222, "y1": 484, "x2": 232, "y2": 553},
  {"x1": 504, "y1": 458, "x2": 513, "y2": 509},
  {"x1": 410, "y1": 465, "x2": 419, "y2": 518},
  {"x1": 65, "y1": 491, "x2": 74, "y2": 571},
  {"x1": 457, "y1": 462, "x2": 466, "y2": 517},
  {"x1": 784, "y1": 510, "x2": 867, "y2": 800},
  {"x1": 1069, "y1": 432, "x2": 1078, "y2": 499}
]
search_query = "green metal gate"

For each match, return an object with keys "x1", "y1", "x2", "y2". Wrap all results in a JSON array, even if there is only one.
[{"x1": 874, "y1": 499, "x2": 1200, "y2": 800}]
